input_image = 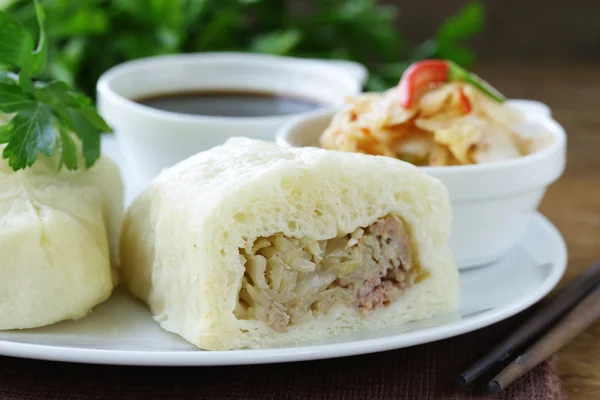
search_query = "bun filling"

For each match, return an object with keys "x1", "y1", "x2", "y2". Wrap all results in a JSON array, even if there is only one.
[{"x1": 235, "y1": 215, "x2": 427, "y2": 332}]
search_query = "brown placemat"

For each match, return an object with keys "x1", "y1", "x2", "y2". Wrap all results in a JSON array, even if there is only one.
[{"x1": 0, "y1": 311, "x2": 565, "y2": 400}]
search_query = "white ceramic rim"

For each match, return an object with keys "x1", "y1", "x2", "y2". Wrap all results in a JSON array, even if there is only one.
[
  {"x1": 96, "y1": 52, "x2": 363, "y2": 125},
  {"x1": 275, "y1": 100, "x2": 566, "y2": 177},
  {"x1": 0, "y1": 214, "x2": 566, "y2": 366}
]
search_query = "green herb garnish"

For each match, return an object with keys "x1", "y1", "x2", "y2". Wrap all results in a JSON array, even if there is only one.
[
  {"x1": 3, "y1": 0, "x2": 485, "y2": 96},
  {"x1": 0, "y1": 0, "x2": 109, "y2": 171}
]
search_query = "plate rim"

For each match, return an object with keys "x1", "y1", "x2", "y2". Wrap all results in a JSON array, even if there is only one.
[{"x1": 0, "y1": 213, "x2": 567, "y2": 366}]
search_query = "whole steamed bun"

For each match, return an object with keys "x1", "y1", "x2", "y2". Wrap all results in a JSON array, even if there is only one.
[{"x1": 0, "y1": 148, "x2": 124, "y2": 330}]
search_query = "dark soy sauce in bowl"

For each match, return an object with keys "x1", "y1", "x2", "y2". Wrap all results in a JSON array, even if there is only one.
[{"x1": 135, "y1": 90, "x2": 323, "y2": 118}]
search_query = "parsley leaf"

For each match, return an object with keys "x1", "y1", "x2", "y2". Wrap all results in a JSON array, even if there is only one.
[
  {"x1": 0, "y1": 83, "x2": 35, "y2": 112},
  {"x1": 66, "y1": 108, "x2": 101, "y2": 168},
  {"x1": 0, "y1": 124, "x2": 13, "y2": 142},
  {"x1": 57, "y1": 125, "x2": 77, "y2": 170},
  {"x1": 0, "y1": 10, "x2": 35, "y2": 71},
  {"x1": 35, "y1": 81, "x2": 91, "y2": 108},
  {"x1": 0, "y1": 0, "x2": 110, "y2": 172},
  {"x1": 2, "y1": 105, "x2": 56, "y2": 170},
  {"x1": 29, "y1": 0, "x2": 48, "y2": 75}
]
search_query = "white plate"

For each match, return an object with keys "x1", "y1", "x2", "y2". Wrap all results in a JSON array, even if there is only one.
[{"x1": 0, "y1": 138, "x2": 567, "y2": 366}]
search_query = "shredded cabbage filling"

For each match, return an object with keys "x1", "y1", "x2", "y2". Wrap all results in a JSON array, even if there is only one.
[{"x1": 234, "y1": 215, "x2": 425, "y2": 332}]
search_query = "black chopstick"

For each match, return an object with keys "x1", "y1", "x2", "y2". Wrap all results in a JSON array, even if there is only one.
[
  {"x1": 488, "y1": 281, "x2": 600, "y2": 392},
  {"x1": 456, "y1": 259, "x2": 600, "y2": 388}
]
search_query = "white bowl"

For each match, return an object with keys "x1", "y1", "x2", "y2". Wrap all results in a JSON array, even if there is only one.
[
  {"x1": 97, "y1": 52, "x2": 367, "y2": 187},
  {"x1": 275, "y1": 100, "x2": 567, "y2": 269}
]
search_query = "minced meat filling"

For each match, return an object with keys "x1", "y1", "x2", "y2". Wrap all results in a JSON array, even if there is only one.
[{"x1": 235, "y1": 215, "x2": 420, "y2": 332}]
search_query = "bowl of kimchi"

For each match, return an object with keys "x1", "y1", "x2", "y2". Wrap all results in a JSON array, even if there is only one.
[{"x1": 275, "y1": 61, "x2": 566, "y2": 269}]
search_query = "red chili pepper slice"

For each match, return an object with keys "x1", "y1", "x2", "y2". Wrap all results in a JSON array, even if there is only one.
[
  {"x1": 458, "y1": 88, "x2": 472, "y2": 114},
  {"x1": 397, "y1": 60, "x2": 449, "y2": 109},
  {"x1": 398, "y1": 59, "x2": 506, "y2": 109}
]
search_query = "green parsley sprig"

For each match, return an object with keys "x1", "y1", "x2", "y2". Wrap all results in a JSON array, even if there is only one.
[{"x1": 0, "y1": 0, "x2": 110, "y2": 171}]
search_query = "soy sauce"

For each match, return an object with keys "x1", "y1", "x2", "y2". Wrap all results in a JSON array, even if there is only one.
[{"x1": 135, "y1": 90, "x2": 322, "y2": 118}]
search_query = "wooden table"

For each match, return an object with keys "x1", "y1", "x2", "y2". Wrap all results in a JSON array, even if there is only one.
[{"x1": 477, "y1": 62, "x2": 600, "y2": 399}]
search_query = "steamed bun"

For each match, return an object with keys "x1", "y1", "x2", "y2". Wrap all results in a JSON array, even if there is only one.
[
  {"x1": 121, "y1": 138, "x2": 459, "y2": 350},
  {"x1": 0, "y1": 150, "x2": 124, "y2": 329}
]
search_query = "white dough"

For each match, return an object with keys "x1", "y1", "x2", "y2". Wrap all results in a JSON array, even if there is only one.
[
  {"x1": 121, "y1": 138, "x2": 459, "y2": 350},
  {"x1": 0, "y1": 150, "x2": 124, "y2": 330}
]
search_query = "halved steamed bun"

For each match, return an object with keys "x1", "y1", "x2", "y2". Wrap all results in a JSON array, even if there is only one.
[{"x1": 121, "y1": 138, "x2": 459, "y2": 350}]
